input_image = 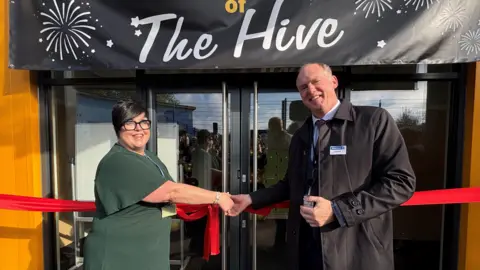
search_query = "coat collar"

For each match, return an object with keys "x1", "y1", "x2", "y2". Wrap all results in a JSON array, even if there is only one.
[{"x1": 297, "y1": 99, "x2": 355, "y2": 143}]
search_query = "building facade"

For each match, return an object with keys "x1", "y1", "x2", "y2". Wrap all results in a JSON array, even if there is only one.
[{"x1": 1, "y1": 1, "x2": 480, "y2": 270}]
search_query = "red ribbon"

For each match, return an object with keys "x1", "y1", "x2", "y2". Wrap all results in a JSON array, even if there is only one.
[
  {"x1": 0, "y1": 194, "x2": 218, "y2": 260},
  {"x1": 175, "y1": 204, "x2": 220, "y2": 260},
  {"x1": 246, "y1": 187, "x2": 480, "y2": 216},
  {"x1": 400, "y1": 187, "x2": 480, "y2": 206},
  {"x1": 1, "y1": 187, "x2": 480, "y2": 261}
]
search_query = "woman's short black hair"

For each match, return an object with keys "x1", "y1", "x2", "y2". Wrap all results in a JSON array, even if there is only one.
[{"x1": 112, "y1": 99, "x2": 148, "y2": 136}]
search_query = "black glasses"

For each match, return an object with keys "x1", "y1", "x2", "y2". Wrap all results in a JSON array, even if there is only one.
[{"x1": 123, "y1": 120, "x2": 151, "y2": 131}]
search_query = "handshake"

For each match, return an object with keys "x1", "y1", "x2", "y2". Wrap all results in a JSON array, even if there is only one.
[
  {"x1": 215, "y1": 193, "x2": 335, "y2": 227},
  {"x1": 215, "y1": 193, "x2": 252, "y2": 217}
]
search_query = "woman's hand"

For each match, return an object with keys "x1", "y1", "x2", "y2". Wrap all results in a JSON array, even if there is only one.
[{"x1": 217, "y1": 193, "x2": 234, "y2": 215}]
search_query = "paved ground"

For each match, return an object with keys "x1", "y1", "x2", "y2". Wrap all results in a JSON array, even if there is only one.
[
  {"x1": 69, "y1": 219, "x2": 440, "y2": 270},
  {"x1": 169, "y1": 219, "x2": 441, "y2": 270}
]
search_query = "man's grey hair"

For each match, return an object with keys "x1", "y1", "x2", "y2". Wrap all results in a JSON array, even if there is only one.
[{"x1": 299, "y1": 63, "x2": 333, "y2": 76}]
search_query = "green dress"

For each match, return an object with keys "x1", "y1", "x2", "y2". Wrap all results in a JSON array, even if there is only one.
[{"x1": 83, "y1": 143, "x2": 174, "y2": 270}]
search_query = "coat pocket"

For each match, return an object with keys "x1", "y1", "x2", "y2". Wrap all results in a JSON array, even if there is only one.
[{"x1": 366, "y1": 217, "x2": 385, "y2": 250}]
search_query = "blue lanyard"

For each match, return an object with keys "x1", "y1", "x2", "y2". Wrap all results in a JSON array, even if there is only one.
[{"x1": 145, "y1": 155, "x2": 165, "y2": 178}]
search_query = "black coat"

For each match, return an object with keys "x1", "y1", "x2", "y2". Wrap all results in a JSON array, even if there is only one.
[{"x1": 250, "y1": 100, "x2": 416, "y2": 270}]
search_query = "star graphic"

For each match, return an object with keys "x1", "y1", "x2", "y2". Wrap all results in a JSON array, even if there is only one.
[
  {"x1": 39, "y1": 38, "x2": 43, "y2": 43},
  {"x1": 377, "y1": 40, "x2": 386, "y2": 48},
  {"x1": 396, "y1": 10, "x2": 401, "y2": 14},
  {"x1": 106, "y1": 40, "x2": 114, "y2": 47},
  {"x1": 91, "y1": 49, "x2": 96, "y2": 53},
  {"x1": 135, "y1": 30, "x2": 142, "y2": 37},
  {"x1": 131, "y1": 16, "x2": 140, "y2": 28}
]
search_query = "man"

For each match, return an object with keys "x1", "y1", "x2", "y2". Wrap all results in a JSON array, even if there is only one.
[
  {"x1": 191, "y1": 129, "x2": 215, "y2": 190},
  {"x1": 188, "y1": 129, "x2": 214, "y2": 256},
  {"x1": 229, "y1": 63, "x2": 416, "y2": 270},
  {"x1": 265, "y1": 117, "x2": 292, "y2": 247}
]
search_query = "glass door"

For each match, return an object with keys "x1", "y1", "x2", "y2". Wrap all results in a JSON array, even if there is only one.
[
  {"x1": 246, "y1": 85, "x2": 310, "y2": 270},
  {"x1": 246, "y1": 80, "x2": 454, "y2": 270},
  {"x1": 154, "y1": 85, "x2": 244, "y2": 270},
  {"x1": 228, "y1": 87, "x2": 253, "y2": 270}
]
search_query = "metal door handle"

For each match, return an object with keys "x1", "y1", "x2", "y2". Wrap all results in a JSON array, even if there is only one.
[
  {"x1": 221, "y1": 81, "x2": 228, "y2": 270},
  {"x1": 252, "y1": 81, "x2": 258, "y2": 270}
]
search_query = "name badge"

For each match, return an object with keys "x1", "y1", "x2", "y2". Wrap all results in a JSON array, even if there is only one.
[
  {"x1": 330, "y1": 145, "x2": 347, "y2": 155},
  {"x1": 161, "y1": 204, "x2": 177, "y2": 218}
]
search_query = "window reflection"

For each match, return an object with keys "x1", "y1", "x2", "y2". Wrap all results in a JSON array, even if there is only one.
[
  {"x1": 250, "y1": 93, "x2": 302, "y2": 268},
  {"x1": 250, "y1": 82, "x2": 451, "y2": 270},
  {"x1": 49, "y1": 80, "x2": 452, "y2": 270},
  {"x1": 156, "y1": 93, "x2": 224, "y2": 270},
  {"x1": 350, "y1": 81, "x2": 451, "y2": 270},
  {"x1": 51, "y1": 87, "x2": 139, "y2": 270}
]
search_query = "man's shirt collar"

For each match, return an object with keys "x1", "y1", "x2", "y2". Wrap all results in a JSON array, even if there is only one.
[{"x1": 312, "y1": 99, "x2": 341, "y2": 125}]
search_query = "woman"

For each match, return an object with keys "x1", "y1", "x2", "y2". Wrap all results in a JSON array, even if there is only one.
[{"x1": 83, "y1": 99, "x2": 234, "y2": 270}]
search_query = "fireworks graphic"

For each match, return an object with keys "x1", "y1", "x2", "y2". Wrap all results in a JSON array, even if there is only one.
[
  {"x1": 392, "y1": 59, "x2": 407, "y2": 64},
  {"x1": 436, "y1": 0, "x2": 467, "y2": 34},
  {"x1": 459, "y1": 29, "x2": 480, "y2": 55},
  {"x1": 39, "y1": 0, "x2": 96, "y2": 61},
  {"x1": 404, "y1": 0, "x2": 439, "y2": 11},
  {"x1": 354, "y1": 0, "x2": 393, "y2": 18}
]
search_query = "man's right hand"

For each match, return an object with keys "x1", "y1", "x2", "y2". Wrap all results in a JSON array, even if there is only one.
[{"x1": 227, "y1": 194, "x2": 252, "y2": 216}]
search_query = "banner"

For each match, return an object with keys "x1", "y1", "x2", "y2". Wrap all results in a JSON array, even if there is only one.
[{"x1": 8, "y1": 0, "x2": 480, "y2": 70}]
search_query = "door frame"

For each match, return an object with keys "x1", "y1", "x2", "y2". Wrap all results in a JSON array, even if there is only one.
[
  {"x1": 38, "y1": 66, "x2": 465, "y2": 270},
  {"x1": 238, "y1": 84, "x2": 347, "y2": 270},
  {"x1": 149, "y1": 85, "x2": 248, "y2": 270},
  {"x1": 227, "y1": 87, "x2": 252, "y2": 270}
]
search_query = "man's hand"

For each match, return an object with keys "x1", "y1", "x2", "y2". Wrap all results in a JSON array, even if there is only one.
[
  {"x1": 300, "y1": 196, "x2": 334, "y2": 227},
  {"x1": 227, "y1": 194, "x2": 252, "y2": 216}
]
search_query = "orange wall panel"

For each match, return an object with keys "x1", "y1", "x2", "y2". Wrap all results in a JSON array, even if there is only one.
[
  {"x1": 0, "y1": 1, "x2": 44, "y2": 270},
  {"x1": 458, "y1": 62, "x2": 480, "y2": 270}
]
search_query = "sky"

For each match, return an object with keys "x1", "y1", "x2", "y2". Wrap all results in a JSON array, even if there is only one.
[{"x1": 173, "y1": 84, "x2": 427, "y2": 132}]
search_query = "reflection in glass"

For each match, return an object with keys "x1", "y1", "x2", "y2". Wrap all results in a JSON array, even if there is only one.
[
  {"x1": 51, "y1": 87, "x2": 138, "y2": 269},
  {"x1": 156, "y1": 93, "x2": 224, "y2": 270},
  {"x1": 250, "y1": 92, "x2": 303, "y2": 269},
  {"x1": 49, "y1": 80, "x2": 452, "y2": 270},
  {"x1": 351, "y1": 81, "x2": 451, "y2": 270},
  {"x1": 249, "y1": 83, "x2": 451, "y2": 270}
]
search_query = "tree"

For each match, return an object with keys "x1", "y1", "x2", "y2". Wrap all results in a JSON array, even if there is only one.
[
  {"x1": 157, "y1": 93, "x2": 180, "y2": 105},
  {"x1": 77, "y1": 89, "x2": 179, "y2": 104},
  {"x1": 84, "y1": 90, "x2": 136, "y2": 100},
  {"x1": 396, "y1": 108, "x2": 421, "y2": 130}
]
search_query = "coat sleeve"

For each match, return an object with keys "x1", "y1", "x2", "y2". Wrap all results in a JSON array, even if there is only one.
[
  {"x1": 249, "y1": 136, "x2": 296, "y2": 209},
  {"x1": 250, "y1": 178, "x2": 289, "y2": 209},
  {"x1": 332, "y1": 108, "x2": 416, "y2": 227}
]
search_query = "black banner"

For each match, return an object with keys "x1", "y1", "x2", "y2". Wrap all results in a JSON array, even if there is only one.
[{"x1": 8, "y1": 0, "x2": 480, "y2": 70}]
